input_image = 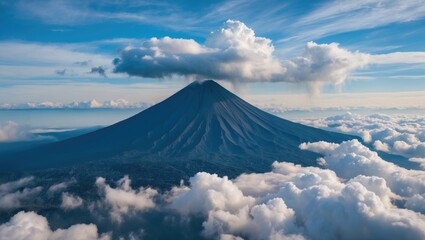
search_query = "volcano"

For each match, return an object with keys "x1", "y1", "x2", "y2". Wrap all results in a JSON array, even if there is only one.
[{"x1": 1, "y1": 80, "x2": 356, "y2": 187}]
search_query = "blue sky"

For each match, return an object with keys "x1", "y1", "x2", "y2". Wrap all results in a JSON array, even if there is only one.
[{"x1": 0, "y1": 0, "x2": 424, "y2": 109}]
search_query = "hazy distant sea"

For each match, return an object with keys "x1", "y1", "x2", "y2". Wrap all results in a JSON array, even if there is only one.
[
  {"x1": 0, "y1": 109, "x2": 141, "y2": 128},
  {"x1": 0, "y1": 108, "x2": 423, "y2": 129}
]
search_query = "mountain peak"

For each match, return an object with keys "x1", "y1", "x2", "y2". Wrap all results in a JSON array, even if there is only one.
[
  {"x1": 189, "y1": 79, "x2": 218, "y2": 85},
  {"x1": 187, "y1": 79, "x2": 223, "y2": 91},
  {"x1": 175, "y1": 79, "x2": 236, "y2": 107},
  {"x1": 2, "y1": 79, "x2": 355, "y2": 182}
]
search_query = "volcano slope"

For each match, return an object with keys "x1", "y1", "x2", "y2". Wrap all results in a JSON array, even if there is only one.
[{"x1": 1, "y1": 80, "x2": 358, "y2": 188}]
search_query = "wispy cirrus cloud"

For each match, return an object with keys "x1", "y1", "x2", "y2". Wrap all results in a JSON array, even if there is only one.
[
  {"x1": 15, "y1": 0, "x2": 203, "y2": 32},
  {"x1": 0, "y1": 42, "x2": 111, "y2": 66},
  {"x1": 288, "y1": 0, "x2": 425, "y2": 42},
  {"x1": 370, "y1": 52, "x2": 425, "y2": 64},
  {"x1": 12, "y1": 0, "x2": 425, "y2": 46}
]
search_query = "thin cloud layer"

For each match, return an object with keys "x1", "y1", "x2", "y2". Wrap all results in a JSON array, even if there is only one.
[
  {"x1": 114, "y1": 20, "x2": 370, "y2": 93},
  {"x1": 0, "y1": 99, "x2": 150, "y2": 110}
]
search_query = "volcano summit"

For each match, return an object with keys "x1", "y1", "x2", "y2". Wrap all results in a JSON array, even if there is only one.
[{"x1": 1, "y1": 80, "x2": 355, "y2": 187}]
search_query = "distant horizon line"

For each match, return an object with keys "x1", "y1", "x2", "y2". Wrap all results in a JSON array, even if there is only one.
[{"x1": 0, "y1": 104, "x2": 424, "y2": 112}]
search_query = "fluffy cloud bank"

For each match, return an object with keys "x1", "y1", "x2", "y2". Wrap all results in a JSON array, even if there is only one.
[
  {"x1": 1, "y1": 139, "x2": 425, "y2": 239},
  {"x1": 300, "y1": 113, "x2": 425, "y2": 163},
  {"x1": 169, "y1": 149, "x2": 425, "y2": 239},
  {"x1": 114, "y1": 20, "x2": 370, "y2": 93},
  {"x1": 0, "y1": 211, "x2": 109, "y2": 240},
  {"x1": 166, "y1": 139, "x2": 425, "y2": 239},
  {"x1": 300, "y1": 140, "x2": 425, "y2": 198}
]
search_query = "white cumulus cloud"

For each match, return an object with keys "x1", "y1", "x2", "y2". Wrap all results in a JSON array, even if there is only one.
[
  {"x1": 0, "y1": 211, "x2": 110, "y2": 240},
  {"x1": 113, "y1": 20, "x2": 370, "y2": 93},
  {"x1": 168, "y1": 157, "x2": 425, "y2": 240},
  {"x1": 60, "y1": 192, "x2": 83, "y2": 210},
  {"x1": 0, "y1": 121, "x2": 34, "y2": 142},
  {"x1": 95, "y1": 175, "x2": 158, "y2": 222},
  {"x1": 300, "y1": 139, "x2": 425, "y2": 197},
  {"x1": 170, "y1": 172, "x2": 255, "y2": 215},
  {"x1": 283, "y1": 41, "x2": 369, "y2": 94}
]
